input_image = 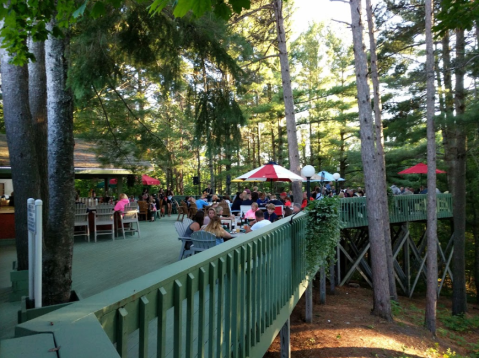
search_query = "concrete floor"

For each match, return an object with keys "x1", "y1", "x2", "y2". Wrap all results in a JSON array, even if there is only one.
[{"x1": 0, "y1": 215, "x2": 182, "y2": 340}]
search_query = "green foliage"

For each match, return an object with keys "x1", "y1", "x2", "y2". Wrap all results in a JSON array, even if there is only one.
[
  {"x1": 439, "y1": 313, "x2": 479, "y2": 332},
  {"x1": 304, "y1": 197, "x2": 341, "y2": 277}
]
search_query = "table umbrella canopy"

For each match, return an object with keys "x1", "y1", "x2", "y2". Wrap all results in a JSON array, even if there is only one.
[
  {"x1": 142, "y1": 174, "x2": 161, "y2": 185},
  {"x1": 310, "y1": 170, "x2": 346, "y2": 182},
  {"x1": 233, "y1": 162, "x2": 304, "y2": 182},
  {"x1": 398, "y1": 163, "x2": 446, "y2": 175}
]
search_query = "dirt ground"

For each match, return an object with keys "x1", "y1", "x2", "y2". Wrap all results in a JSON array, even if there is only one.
[{"x1": 265, "y1": 286, "x2": 479, "y2": 358}]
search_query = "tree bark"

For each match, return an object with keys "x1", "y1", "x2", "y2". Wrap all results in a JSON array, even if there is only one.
[
  {"x1": 349, "y1": 0, "x2": 392, "y2": 321},
  {"x1": 0, "y1": 38, "x2": 41, "y2": 271},
  {"x1": 451, "y1": 28, "x2": 468, "y2": 315},
  {"x1": 424, "y1": 0, "x2": 438, "y2": 334},
  {"x1": 28, "y1": 38, "x2": 49, "y2": 233},
  {"x1": 365, "y1": 0, "x2": 396, "y2": 301},
  {"x1": 43, "y1": 18, "x2": 75, "y2": 305},
  {"x1": 272, "y1": 0, "x2": 302, "y2": 204}
]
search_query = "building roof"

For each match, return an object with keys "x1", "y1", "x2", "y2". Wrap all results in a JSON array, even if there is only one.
[{"x1": 0, "y1": 133, "x2": 152, "y2": 178}]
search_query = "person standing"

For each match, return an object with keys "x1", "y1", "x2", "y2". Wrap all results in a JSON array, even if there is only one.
[{"x1": 166, "y1": 186, "x2": 174, "y2": 217}]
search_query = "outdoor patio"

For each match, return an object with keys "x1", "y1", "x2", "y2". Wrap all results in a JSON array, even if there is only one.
[{"x1": 0, "y1": 216, "x2": 181, "y2": 341}]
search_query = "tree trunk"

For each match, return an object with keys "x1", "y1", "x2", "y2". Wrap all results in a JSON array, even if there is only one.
[
  {"x1": 272, "y1": 0, "x2": 302, "y2": 204},
  {"x1": 365, "y1": 0, "x2": 397, "y2": 301},
  {"x1": 28, "y1": 38, "x2": 49, "y2": 233},
  {"x1": 441, "y1": 33, "x2": 455, "y2": 191},
  {"x1": 43, "y1": 19, "x2": 75, "y2": 305},
  {"x1": 349, "y1": 0, "x2": 392, "y2": 321},
  {"x1": 0, "y1": 39, "x2": 41, "y2": 271},
  {"x1": 424, "y1": 0, "x2": 438, "y2": 333},
  {"x1": 451, "y1": 28, "x2": 468, "y2": 315}
]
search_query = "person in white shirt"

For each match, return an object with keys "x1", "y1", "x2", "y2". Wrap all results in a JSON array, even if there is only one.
[{"x1": 245, "y1": 210, "x2": 271, "y2": 232}]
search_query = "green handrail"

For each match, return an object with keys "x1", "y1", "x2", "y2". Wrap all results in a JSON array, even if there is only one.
[
  {"x1": 13, "y1": 213, "x2": 309, "y2": 358},
  {"x1": 340, "y1": 193, "x2": 453, "y2": 228}
]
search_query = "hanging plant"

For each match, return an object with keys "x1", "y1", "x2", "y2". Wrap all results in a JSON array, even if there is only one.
[{"x1": 304, "y1": 196, "x2": 342, "y2": 278}]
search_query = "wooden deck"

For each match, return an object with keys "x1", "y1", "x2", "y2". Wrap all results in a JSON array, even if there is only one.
[{"x1": 0, "y1": 216, "x2": 181, "y2": 340}]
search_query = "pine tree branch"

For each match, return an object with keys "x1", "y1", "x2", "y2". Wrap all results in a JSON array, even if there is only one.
[
  {"x1": 107, "y1": 79, "x2": 167, "y2": 151},
  {"x1": 332, "y1": 19, "x2": 351, "y2": 27},
  {"x1": 241, "y1": 54, "x2": 279, "y2": 68},
  {"x1": 91, "y1": 84, "x2": 134, "y2": 167}
]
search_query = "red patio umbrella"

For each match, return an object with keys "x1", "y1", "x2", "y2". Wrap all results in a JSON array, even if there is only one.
[
  {"x1": 142, "y1": 174, "x2": 161, "y2": 185},
  {"x1": 109, "y1": 178, "x2": 117, "y2": 184},
  {"x1": 398, "y1": 163, "x2": 446, "y2": 175}
]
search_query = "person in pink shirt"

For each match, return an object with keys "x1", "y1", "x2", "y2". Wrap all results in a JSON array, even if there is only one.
[
  {"x1": 114, "y1": 193, "x2": 130, "y2": 213},
  {"x1": 244, "y1": 202, "x2": 259, "y2": 220}
]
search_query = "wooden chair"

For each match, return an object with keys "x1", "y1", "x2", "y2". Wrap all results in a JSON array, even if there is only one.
[
  {"x1": 94, "y1": 205, "x2": 115, "y2": 242},
  {"x1": 74, "y1": 204, "x2": 89, "y2": 242},
  {"x1": 190, "y1": 231, "x2": 218, "y2": 254},
  {"x1": 118, "y1": 203, "x2": 141, "y2": 239},
  {"x1": 188, "y1": 202, "x2": 198, "y2": 219},
  {"x1": 176, "y1": 200, "x2": 188, "y2": 221},
  {"x1": 175, "y1": 218, "x2": 194, "y2": 260},
  {"x1": 138, "y1": 201, "x2": 149, "y2": 221},
  {"x1": 219, "y1": 201, "x2": 231, "y2": 216}
]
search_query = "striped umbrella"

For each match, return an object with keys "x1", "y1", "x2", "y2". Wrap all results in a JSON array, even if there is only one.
[{"x1": 232, "y1": 162, "x2": 303, "y2": 189}]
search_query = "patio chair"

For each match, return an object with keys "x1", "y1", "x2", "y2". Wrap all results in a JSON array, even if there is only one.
[
  {"x1": 188, "y1": 203, "x2": 198, "y2": 219},
  {"x1": 220, "y1": 219, "x2": 233, "y2": 231},
  {"x1": 138, "y1": 201, "x2": 149, "y2": 221},
  {"x1": 176, "y1": 201, "x2": 188, "y2": 222},
  {"x1": 190, "y1": 231, "x2": 218, "y2": 255},
  {"x1": 219, "y1": 201, "x2": 231, "y2": 216},
  {"x1": 240, "y1": 205, "x2": 251, "y2": 217},
  {"x1": 118, "y1": 203, "x2": 141, "y2": 239},
  {"x1": 94, "y1": 205, "x2": 115, "y2": 242},
  {"x1": 74, "y1": 204, "x2": 89, "y2": 242},
  {"x1": 274, "y1": 205, "x2": 285, "y2": 218},
  {"x1": 175, "y1": 218, "x2": 193, "y2": 260}
]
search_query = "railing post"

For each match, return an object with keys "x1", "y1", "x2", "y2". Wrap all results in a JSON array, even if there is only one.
[
  {"x1": 280, "y1": 317, "x2": 290, "y2": 358},
  {"x1": 305, "y1": 281, "x2": 312, "y2": 323},
  {"x1": 319, "y1": 266, "x2": 326, "y2": 304}
]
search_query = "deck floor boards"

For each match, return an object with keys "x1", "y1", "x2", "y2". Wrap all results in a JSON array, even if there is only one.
[{"x1": 0, "y1": 216, "x2": 182, "y2": 340}]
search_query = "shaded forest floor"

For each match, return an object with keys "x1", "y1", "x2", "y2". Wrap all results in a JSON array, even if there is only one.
[{"x1": 265, "y1": 286, "x2": 479, "y2": 358}]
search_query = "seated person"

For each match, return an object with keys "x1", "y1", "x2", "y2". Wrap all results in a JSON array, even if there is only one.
[
  {"x1": 222, "y1": 195, "x2": 232, "y2": 206},
  {"x1": 284, "y1": 195, "x2": 292, "y2": 207},
  {"x1": 189, "y1": 196, "x2": 209, "y2": 210},
  {"x1": 203, "y1": 207, "x2": 217, "y2": 226},
  {"x1": 244, "y1": 202, "x2": 259, "y2": 220},
  {"x1": 114, "y1": 193, "x2": 130, "y2": 213},
  {"x1": 231, "y1": 192, "x2": 243, "y2": 212},
  {"x1": 301, "y1": 192, "x2": 314, "y2": 209},
  {"x1": 268, "y1": 195, "x2": 283, "y2": 206},
  {"x1": 204, "y1": 216, "x2": 233, "y2": 243},
  {"x1": 216, "y1": 206, "x2": 235, "y2": 221},
  {"x1": 211, "y1": 194, "x2": 221, "y2": 204},
  {"x1": 241, "y1": 193, "x2": 253, "y2": 206},
  {"x1": 185, "y1": 211, "x2": 204, "y2": 237},
  {"x1": 264, "y1": 203, "x2": 278, "y2": 222},
  {"x1": 245, "y1": 210, "x2": 271, "y2": 232},
  {"x1": 257, "y1": 192, "x2": 269, "y2": 207}
]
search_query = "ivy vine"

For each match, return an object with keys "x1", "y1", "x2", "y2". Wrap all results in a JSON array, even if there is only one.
[{"x1": 304, "y1": 196, "x2": 342, "y2": 278}]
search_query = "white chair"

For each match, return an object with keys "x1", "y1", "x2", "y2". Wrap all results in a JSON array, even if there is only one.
[
  {"x1": 118, "y1": 203, "x2": 141, "y2": 239},
  {"x1": 94, "y1": 205, "x2": 115, "y2": 242},
  {"x1": 190, "y1": 231, "x2": 218, "y2": 254},
  {"x1": 220, "y1": 219, "x2": 232, "y2": 231},
  {"x1": 175, "y1": 218, "x2": 193, "y2": 260},
  {"x1": 240, "y1": 205, "x2": 252, "y2": 217},
  {"x1": 74, "y1": 204, "x2": 90, "y2": 241}
]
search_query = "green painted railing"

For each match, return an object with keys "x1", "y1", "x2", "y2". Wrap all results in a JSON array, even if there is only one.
[
  {"x1": 12, "y1": 213, "x2": 309, "y2": 358},
  {"x1": 340, "y1": 193, "x2": 453, "y2": 228}
]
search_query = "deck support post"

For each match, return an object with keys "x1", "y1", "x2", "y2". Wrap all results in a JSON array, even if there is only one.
[
  {"x1": 280, "y1": 317, "x2": 291, "y2": 358},
  {"x1": 329, "y1": 261, "x2": 335, "y2": 295},
  {"x1": 305, "y1": 281, "x2": 312, "y2": 323},
  {"x1": 319, "y1": 266, "x2": 326, "y2": 304}
]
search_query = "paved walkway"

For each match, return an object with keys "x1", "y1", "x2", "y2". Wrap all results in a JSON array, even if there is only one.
[{"x1": 0, "y1": 216, "x2": 182, "y2": 340}]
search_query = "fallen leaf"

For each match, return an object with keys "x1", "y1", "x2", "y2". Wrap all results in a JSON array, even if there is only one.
[{"x1": 48, "y1": 346, "x2": 61, "y2": 352}]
